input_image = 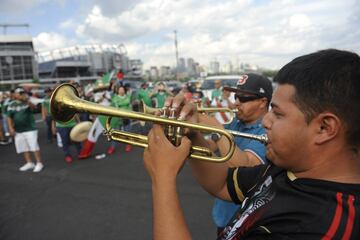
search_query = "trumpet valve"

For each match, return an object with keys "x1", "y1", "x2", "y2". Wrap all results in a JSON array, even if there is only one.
[{"x1": 160, "y1": 107, "x2": 168, "y2": 117}]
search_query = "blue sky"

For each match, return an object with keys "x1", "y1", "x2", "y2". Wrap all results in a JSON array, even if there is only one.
[{"x1": 0, "y1": 0, "x2": 359, "y2": 70}]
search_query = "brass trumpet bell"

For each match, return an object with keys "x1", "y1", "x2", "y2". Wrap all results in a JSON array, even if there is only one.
[{"x1": 50, "y1": 83, "x2": 80, "y2": 123}]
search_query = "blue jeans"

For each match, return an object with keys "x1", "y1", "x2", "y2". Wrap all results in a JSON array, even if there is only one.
[{"x1": 57, "y1": 127, "x2": 82, "y2": 157}]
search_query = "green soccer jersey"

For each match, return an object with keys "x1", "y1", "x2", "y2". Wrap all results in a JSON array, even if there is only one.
[
  {"x1": 153, "y1": 92, "x2": 168, "y2": 108},
  {"x1": 55, "y1": 118, "x2": 77, "y2": 128},
  {"x1": 138, "y1": 89, "x2": 152, "y2": 107},
  {"x1": 99, "y1": 94, "x2": 131, "y2": 128},
  {"x1": 7, "y1": 100, "x2": 36, "y2": 132},
  {"x1": 211, "y1": 89, "x2": 222, "y2": 101},
  {"x1": 112, "y1": 94, "x2": 131, "y2": 110}
]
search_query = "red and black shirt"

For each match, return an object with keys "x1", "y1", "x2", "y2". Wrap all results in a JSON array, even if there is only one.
[{"x1": 218, "y1": 164, "x2": 360, "y2": 240}]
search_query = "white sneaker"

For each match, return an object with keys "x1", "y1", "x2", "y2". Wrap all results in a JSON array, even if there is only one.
[
  {"x1": 33, "y1": 162, "x2": 44, "y2": 173},
  {"x1": 19, "y1": 162, "x2": 35, "y2": 171}
]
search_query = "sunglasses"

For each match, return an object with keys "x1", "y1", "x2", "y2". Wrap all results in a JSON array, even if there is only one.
[{"x1": 235, "y1": 94, "x2": 262, "y2": 103}]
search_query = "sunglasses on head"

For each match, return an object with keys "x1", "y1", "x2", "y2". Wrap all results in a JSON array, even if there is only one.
[{"x1": 235, "y1": 94, "x2": 262, "y2": 103}]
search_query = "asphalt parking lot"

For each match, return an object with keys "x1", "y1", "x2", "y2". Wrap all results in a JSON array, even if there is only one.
[{"x1": 0, "y1": 119, "x2": 216, "y2": 240}]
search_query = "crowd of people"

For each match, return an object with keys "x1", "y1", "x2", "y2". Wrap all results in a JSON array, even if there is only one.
[
  {"x1": 1, "y1": 48, "x2": 359, "y2": 239},
  {"x1": 0, "y1": 76, "x2": 235, "y2": 171}
]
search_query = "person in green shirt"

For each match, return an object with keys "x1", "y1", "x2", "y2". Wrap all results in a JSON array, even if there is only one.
[
  {"x1": 55, "y1": 116, "x2": 82, "y2": 164},
  {"x1": 138, "y1": 82, "x2": 152, "y2": 107},
  {"x1": 7, "y1": 88, "x2": 44, "y2": 172},
  {"x1": 107, "y1": 85, "x2": 132, "y2": 154},
  {"x1": 150, "y1": 82, "x2": 173, "y2": 108},
  {"x1": 211, "y1": 79, "x2": 222, "y2": 101}
]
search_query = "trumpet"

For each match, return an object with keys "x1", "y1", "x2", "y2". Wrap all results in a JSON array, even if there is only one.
[
  {"x1": 140, "y1": 101, "x2": 268, "y2": 145},
  {"x1": 51, "y1": 83, "x2": 235, "y2": 162},
  {"x1": 51, "y1": 83, "x2": 267, "y2": 162},
  {"x1": 198, "y1": 107, "x2": 238, "y2": 125},
  {"x1": 140, "y1": 101, "x2": 238, "y2": 125}
]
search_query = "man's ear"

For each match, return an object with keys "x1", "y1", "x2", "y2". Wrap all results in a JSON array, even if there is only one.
[
  {"x1": 313, "y1": 112, "x2": 341, "y2": 145},
  {"x1": 259, "y1": 98, "x2": 268, "y2": 109}
]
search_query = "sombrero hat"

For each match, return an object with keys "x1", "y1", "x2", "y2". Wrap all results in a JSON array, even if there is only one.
[{"x1": 70, "y1": 121, "x2": 93, "y2": 142}]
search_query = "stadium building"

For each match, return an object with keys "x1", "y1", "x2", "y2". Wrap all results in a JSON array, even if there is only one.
[
  {"x1": 37, "y1": 44, "x2": 142, "y2": 80},
  {"x1": 0, "y1": 23, "x2": 143, "y2": 88},
  {"x1": 0, "y1": 24, "x2": 38, "y2": 87}
]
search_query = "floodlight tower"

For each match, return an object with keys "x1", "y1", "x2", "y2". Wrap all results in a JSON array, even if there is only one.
[{"x1": 174, "y1": 30, "x2": 179, "y2": 80}]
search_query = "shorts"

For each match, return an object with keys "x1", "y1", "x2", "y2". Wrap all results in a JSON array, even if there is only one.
[{"x1": 14, "y1": 130, "x2": 40, "y2": 154}]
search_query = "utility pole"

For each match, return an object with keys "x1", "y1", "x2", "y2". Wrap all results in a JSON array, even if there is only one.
[{"x1": 174, "y1": 30, "x2": 179, "y2": 81}]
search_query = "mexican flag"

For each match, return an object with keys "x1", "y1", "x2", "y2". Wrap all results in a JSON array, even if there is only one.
[{"x1": 96, "y1": 69, "x2": 116, "y2": 86}]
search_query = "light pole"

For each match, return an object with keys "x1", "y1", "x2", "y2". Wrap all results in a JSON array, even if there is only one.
[{"x1": 174, "y1": 30, "x2": 179, "y2": 81}]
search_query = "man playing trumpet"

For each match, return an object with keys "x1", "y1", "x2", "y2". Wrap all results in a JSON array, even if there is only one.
[{"x1": 143, "y1": 49, "x2": 360, "y2": 239}]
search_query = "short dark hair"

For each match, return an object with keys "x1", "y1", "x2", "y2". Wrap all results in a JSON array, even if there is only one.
[
  {"x1": 274, "y1": 49, "x2": 360, "y2": 152},
  {"x1": 114, "y1": 84, "x2": 128, "y2": 94}
]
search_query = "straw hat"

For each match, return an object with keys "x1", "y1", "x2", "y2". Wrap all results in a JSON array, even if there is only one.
[{"x1": 70, "y1": 121, "x2": 93, "y2": 142}]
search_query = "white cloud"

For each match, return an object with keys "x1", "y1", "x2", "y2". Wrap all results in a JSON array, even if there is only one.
[
  {"x1": 23, "y1": 0, "x2": 360, "y2": 70},
  {"x1": 33, "y1": 32, "x2": 77, "y2": 52},
  {"x1": 59, "y1": 19, "x2": 76, "y2": 29},
  {"x1": 288, "y1": 14, "x2": 311, "y2": 29}
]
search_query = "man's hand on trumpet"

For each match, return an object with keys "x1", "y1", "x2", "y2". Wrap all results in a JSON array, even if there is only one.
[
  {"x1": 164, "y1": 93, "x2": 224, "y2": 140},
  {"x1": 143, "y1": 124, "x2": 191, "y2": 182},
  {"x1": 143, "y1": 124, "x2": 193, "y2": 240}
]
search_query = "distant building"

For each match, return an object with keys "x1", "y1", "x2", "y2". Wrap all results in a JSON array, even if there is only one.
[
  {"x1": 178, "y1": 57, "x2": 186, "y2": 72},
  {"x1": 186, "y1": 58, "x2": 196, "y2": 75},
  {"x1": 159, "y1": 66, "x2": 171, "y2": 79},
  {"x1": 222, "y1": 61, "x2": 233, "y2": 73},
  {"x1": 209, "y1": 60, "x2": 220, "y2": 74},
  {"x1": 0, "y1": 24, "x2": 38, "y2": 86},
  {"x1": 150, "y1": 66, "x2": 159, "y2": 80},
  {"x1": 129, "y1": 59, "x2": 143, "y2": 76},
  {"x1": 37, "y1": 44, "x2": 129, "y2": 79}
]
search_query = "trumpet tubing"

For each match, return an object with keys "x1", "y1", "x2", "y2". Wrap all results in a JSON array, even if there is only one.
[
  {"x1": 140, "y1": 101, "x2": 238, "y2": 124},
  {"x1": 141, "y1": 101, "x2": 238, "y2": 124},
  {"x1": 51, "y1": 83, "x2": 236, "y2": 162},
  {"x1": 140, "y1": 100, "x2": 268, "y2": 144}
]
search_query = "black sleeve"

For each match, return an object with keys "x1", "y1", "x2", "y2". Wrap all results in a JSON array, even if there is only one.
[{"x1": 227, "y1": 164, "x2": 271, "y2": 204}]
